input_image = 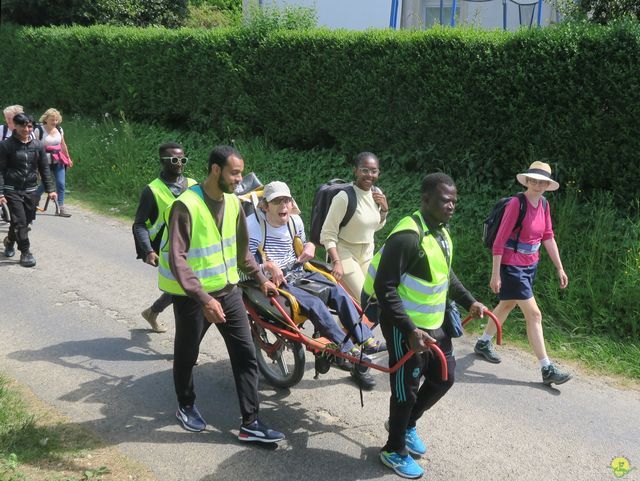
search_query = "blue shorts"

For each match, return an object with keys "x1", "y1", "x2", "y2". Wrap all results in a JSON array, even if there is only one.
[{"x1": 499, "y1": 263, "x2": 537, "y2": 300}]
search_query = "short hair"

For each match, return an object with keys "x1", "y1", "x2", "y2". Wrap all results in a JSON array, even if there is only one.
[
  {"x1": 353, "y1": 151, "x2": 379, "y2": 168},
  {"x1": 421, "y1": 173, "x2": 455, "y2": 195},
  {"x1": 3, "y1": 105, "x2": 23, "y2": 118},
  {"x1": 208, "y1": 145, "x2": 240, "y2": 173},
  {"x1": 39, "y1": 108, "x2": 62, "y2": 124},
  {"x1": 12, "y1": 112, "x2": 35, "y2": 126},
  {"x1": 159, "y1": 141, "x2": 183, "y2": 158}
]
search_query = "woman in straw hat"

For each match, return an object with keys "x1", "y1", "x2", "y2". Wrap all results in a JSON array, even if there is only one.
[{"x1": 474, "y1": 161, "x2": 572, "y2": 386}]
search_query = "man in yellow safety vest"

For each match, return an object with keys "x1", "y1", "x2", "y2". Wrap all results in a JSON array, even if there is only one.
[
  {"x1": 133, "y1": 142, "x2": 197, "y2": 332},
  {"x1": 364, "y1": 173, "x2": 486, "y2": 478},
  {"x1": 159, "y1": 145, "x2": 284, "y2": 443}
]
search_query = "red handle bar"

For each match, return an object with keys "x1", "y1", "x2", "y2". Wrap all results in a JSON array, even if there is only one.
[{"x1": 462, "y1": 309, "x2": 502, "y2": 345}]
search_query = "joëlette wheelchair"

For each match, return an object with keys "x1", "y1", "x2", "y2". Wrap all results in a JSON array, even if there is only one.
[{"x1": 234, "y1": 173, "x2": 502, "y2": 389}]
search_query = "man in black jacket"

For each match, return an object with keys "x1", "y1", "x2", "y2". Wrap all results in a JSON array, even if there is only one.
[
  {"x1": 0, "y1": 113, "x2": 56, "y2": 267},
  {"x1": 373, "y1": 173, "x2": 486, "y2": 478}
]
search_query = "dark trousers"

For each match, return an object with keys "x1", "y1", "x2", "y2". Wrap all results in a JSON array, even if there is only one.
[
  {"x1": 5, "y1": 190, "x2": 37, "y2": 252},
  {"x1": 284, "y1": 271, "x2": 373, "y2": 351},
  {"x1": 172, "y1": 286, "x2": 259, "y2": 424},
  {"x1": 151, "y1": 292, "x2": 173, "y2": 313},
  {"x1": 380, "y1": 322, "x2": 456, "y2": 455}
]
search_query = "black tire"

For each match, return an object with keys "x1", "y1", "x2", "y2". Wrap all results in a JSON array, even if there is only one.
[{"x1": 253, "y1": 324, "x2": 306, "y2": 389}]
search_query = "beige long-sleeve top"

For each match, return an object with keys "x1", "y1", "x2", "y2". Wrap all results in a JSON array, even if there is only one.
[{"x1": 319, "y1": 184, "x2": 386, "y2": 250}]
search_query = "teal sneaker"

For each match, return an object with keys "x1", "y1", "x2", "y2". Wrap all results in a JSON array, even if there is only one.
[
  {"x1": 474, "y1": 339, "x2": 502, "y2": 364},
  {"x1": 542, "y1": 363, "x2": 572, "y2": 386},
  {"x1": 379, "y1": 450, "x2": 424, "y2": 479},
  {"x1": 384, "y1": 420, "x2": 427, "y2": 457},
  {"x1": 405, "y1": 426, "x2": 427, "y2": 456}
]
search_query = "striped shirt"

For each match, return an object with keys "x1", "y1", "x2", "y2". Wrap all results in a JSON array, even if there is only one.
[{"x1": 247, "y1": 212, "x2": 306, "y2": 272}]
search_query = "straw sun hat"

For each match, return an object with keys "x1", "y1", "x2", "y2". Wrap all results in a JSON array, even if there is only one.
[{"x1": 516, "y1": 161, "x2": 560, "y2": 191}]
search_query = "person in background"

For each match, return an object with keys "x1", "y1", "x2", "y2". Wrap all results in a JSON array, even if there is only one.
[
  {"x1": 0, "y1": 113, "x2": 56, "y2": 267},
  {"x1": 35, "y1": 108, "x2": 73, "y2": 217},
  {"x1": 1, "y1": 105, "x2": 25, "y2": 141},
  {"x1": 474, "y1": 161, "x2": 572, "y2": 386},
  {"x1": 132, "y1": 142, "x2": 196, "y2": 333}
]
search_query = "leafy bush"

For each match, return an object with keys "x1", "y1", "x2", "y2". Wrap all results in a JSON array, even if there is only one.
[
  {"x1": 0, "y1": 21, "x2": 638, "y2": 202},
  {"x1": 190, "y1": 0, "x2": 242, "y2": 12},
  {"x1": 242, "y1": 4, "x2": 317, "y2": 32},
  {"x1": 0, "y1": 0, "x2": 188, "y2": 27},
  {"x1": 183, "y1": 3, "x2": 241, "y2": 28},
  {"x1": 558, "y1": 0, "x2": 640, "y2": 23}
]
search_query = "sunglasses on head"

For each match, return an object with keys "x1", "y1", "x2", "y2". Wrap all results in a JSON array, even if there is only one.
[{"x1": 161, "y1": 156, "x2": 188, "y2": 165}]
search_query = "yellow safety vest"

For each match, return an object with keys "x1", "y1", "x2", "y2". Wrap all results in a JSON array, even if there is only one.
[
  {"x1": 146, "y1": 177, "x2": 197, "y2": 242},
  {"x1": 363, "y1": 211, "x2": 452, "y2": 330},
  {"x1": 158, "y1": 186, "x2": 240, "y2": 295}
]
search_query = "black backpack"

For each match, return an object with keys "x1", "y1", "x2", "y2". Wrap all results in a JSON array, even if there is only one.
[
  {"x1": 309, "y1": 179, "x2": 357, "y2": 246},
  {"x1": 482, "y1": 193, "x2": 547, "y2": 250}
]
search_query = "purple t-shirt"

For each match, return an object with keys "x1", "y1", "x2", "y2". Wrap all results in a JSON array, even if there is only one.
[{"x1": 492, "y1": 195, "x2": 554, "y2": 266}]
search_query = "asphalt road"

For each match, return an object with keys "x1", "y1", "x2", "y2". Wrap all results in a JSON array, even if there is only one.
[{"x1": 0, "y1": 204, "x2": 638, "y2": 481}]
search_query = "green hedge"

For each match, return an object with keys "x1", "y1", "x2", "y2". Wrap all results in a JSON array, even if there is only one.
[{"x1": 0, "y1": 22, "x2": 639, "y2": 200}]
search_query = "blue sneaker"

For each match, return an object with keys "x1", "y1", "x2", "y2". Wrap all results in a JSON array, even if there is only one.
[
  {"x1": 384, "y1": 420, "x2": 427, "y2": 457},
  {"x1": 379, "y1": 450, "x2": 424, "y2": 479},
  {"x1": 405, "y1": 426, "x2": 427, "y2": 456},
  {"x1": 238, "y1": 419, "x2": 285, "y2": 443},
  {"x1": 176, "y1": 404, "x2": 206, "y2": 432}
]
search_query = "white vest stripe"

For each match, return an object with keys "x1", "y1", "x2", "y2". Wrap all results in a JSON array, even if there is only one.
[
  {"x1": 402, "y1": 300, "x2": 447, "y2": 315},
  {"x1": 400, "y1": 273, "x2": 449, "y2": 295}
]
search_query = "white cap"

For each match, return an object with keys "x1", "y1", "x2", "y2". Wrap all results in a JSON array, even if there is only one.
[{"x1": 263, "y1": 181, "x2": 292, "y2": 202}]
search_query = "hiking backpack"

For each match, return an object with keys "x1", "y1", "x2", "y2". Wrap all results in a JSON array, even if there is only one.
[
  {"x1": 309, "y1": 179, "x2": 358, "y2": 246},
  {"x1": 482, "y1": 193, "x2": 547, "y2": 250},
  {"x1": 309, "y1": 179, "x2": 382, "y2": 247}
]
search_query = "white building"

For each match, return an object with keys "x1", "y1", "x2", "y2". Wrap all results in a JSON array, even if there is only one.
[{"x1": 244, "y1": 0, "x2": 561, "y2": 31}]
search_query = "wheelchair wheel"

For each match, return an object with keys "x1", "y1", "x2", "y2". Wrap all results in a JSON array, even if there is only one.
[{"x1": 253, "y1": 324, "x2": 306, "y2": 388}]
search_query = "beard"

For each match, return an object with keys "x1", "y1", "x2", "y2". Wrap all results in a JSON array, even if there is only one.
[{"x1": 218, "y1": 176, "x2": 235, "y2": 194}]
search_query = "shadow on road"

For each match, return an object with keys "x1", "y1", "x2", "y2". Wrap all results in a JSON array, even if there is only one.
[
  {"x1": 455, "y1": 352, "x2": 561, "y2": 395},
  {"x1": 7, "y1": 332, "x2": 394, "y2": 480}
]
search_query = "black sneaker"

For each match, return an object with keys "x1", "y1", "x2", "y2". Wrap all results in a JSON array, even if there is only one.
[
  {"x1": 238, "y1": 419, "x2": 285, "y2": 443},
  {"x1": 3, "y1": 237, "x2": 15, "y2": 258},
  {"x1": 474, "y1": 339, "x2": 502, "y2": 364},
  {"x1": 176, "y1": 404, "x2": 206, "y2": 432},
  {"x1": 350, "y1": 350, "x2": 376, "y2": 390},
  {"x1": 541, "y1": 363, "x2": 572, "y2": 386},
  {"x1": 19, "y1": 251, "x2": 36, "y2": 267}
]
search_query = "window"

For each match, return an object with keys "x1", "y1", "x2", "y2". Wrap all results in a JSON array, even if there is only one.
[{"x1": 423, "y1": 0, "x2": 460, "y2": 27}]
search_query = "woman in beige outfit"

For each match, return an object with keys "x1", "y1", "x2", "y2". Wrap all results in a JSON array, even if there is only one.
[{"x1": 320, "y1": 152, "x2": 388, "y2": 300}]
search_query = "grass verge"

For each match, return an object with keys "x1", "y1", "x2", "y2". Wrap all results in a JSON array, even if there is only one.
[{"x1": 0, "y1": 375, "x2": 157, "y2": 481}]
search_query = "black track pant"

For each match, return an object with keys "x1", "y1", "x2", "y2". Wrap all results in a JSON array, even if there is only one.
[
  {"x1": 380, "y1": 322, "x2": 456, "y2": 455},
  {"x1": 172, "y1": 286, "x2": 259, "y2": 424},
  {"x1": 151, "y1": 292, "x2": 173, "y2": 313},
  {"x1": 5, "y1": 190, "x2": 38, "y2": 252}
]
